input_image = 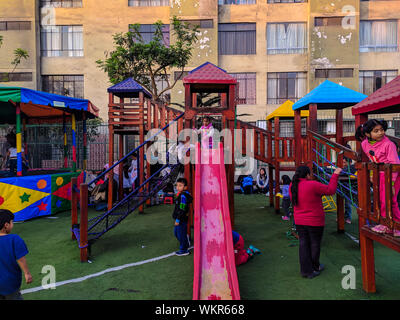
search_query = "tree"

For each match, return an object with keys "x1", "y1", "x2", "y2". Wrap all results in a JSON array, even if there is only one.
[
  {"x1": 96, "y1": 16, "x2": 199, "y2": 103},
  {"x1": 0, "y1": 35, "x2": 30, "y2": 78}
]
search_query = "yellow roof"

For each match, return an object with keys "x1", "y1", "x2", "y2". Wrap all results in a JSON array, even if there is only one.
[{"x1": 266, "y1": 100, "x2": 309, "y2": 121}]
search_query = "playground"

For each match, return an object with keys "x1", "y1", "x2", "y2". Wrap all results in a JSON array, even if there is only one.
[
  {"x1": 15, "y1": 194, "x2": 400, "y2": 300},
  {"x1": 1, "y1": 61, "x2": 400, "y2": 301}
]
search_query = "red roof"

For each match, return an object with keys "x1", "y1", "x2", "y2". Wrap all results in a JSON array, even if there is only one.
[
  {"x1": 183, "y1": 62, "x2": 237, "y2": 84},
  {"x1": 352, "y1": 75, "x2": 400, "y2": 115}
]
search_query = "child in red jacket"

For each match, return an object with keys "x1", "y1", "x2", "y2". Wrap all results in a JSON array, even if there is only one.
[{"x1": 289, "y1": 165, "x2": 342, "y2": 279}]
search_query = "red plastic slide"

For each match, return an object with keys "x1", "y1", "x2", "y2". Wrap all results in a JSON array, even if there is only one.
[{"x1": 192, "y1": 142, "x2": 240, "y2": 300}]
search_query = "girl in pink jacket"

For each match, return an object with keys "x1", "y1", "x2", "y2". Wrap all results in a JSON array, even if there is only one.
[{"x1": 355, "y1": 119, "x2": 400, "y2": 237}]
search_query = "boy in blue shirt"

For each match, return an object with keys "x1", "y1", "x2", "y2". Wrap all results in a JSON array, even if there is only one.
[
  {"x1": 0, "y1": 210, "x2": 32, "y2": 300},
  {"x1": 173, "y1": 178, "x2": 193, "y2": 256}
]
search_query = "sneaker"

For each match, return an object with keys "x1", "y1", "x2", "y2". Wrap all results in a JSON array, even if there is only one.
[
  {"x1": 316, "y1": 264, "x2": 325, "y2": 272},
  {"x1": 371, "y1": 224, "x2": 389, "y2": 234},
  {"x1": 302, "y1": 271, "x2": 320, "y2": 279},
  {"x1": 266, "y1": 192, "x2": 269, "y2": 196},
  {"x1": 246, "y1": 248, "x2": 254, "y2": 257},
  {"x1": 345, "y1": 219, "x2": 352, "y2": 224},
  {"x1": 175, "y1": 250, "x2": 190, "y2": 256},
  {"x1": 249, "y1": 245, "x2": 261, "y2": 254}
]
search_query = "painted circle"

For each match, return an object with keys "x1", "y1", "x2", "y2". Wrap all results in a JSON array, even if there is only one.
[
  {"x1": 56, "y1": 177, "x2": 64, "y2": 186},
  {"x1": 0, "y1": 196, "x2": 4, "y2": 206},
  {"x1": 37, "y1": 179, "x2": 47, "y2": 189}
]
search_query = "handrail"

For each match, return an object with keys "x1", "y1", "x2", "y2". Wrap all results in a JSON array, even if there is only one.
[
  {"x1": 307, "y1": 129, "x2": 359, "y2": 161},
  {"x1": 87, "y1": 112, "x2": 184, "y2": 187}
]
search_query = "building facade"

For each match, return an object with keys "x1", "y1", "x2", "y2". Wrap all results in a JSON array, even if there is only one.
[{"x1": 1, "y1": 0, "x2": 399, "y2": 125}]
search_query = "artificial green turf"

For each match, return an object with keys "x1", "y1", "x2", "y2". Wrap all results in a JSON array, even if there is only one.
[{"x1": 13, "y1": 194, "x2": 400, "y2": 300}]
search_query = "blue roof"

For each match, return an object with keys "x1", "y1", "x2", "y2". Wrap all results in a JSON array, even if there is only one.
[
  {"x1": 292, "y1": 80, "x2": 367, "y2": 111},
  {"x1": 107, "y1": 78, "x2": 152, "y2": 99}
]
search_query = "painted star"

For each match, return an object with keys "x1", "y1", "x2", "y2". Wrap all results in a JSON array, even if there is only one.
[
  {"x1": 37, "y1": 201, "x2": 48, "y2": 212},
  {"x1": 20, "y1": 192, "x2": 31, "y2": 203}
]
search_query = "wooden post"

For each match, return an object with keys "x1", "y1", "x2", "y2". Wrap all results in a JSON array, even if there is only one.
[
  {"x1": 336, "y1": 109, "x2": 345, "y2": 233},
  {"x1": 71, "y1": 177, "x2": 78, "y2": 240},
  {"x1": 357, "y1": 163, "x2": 376, "y2": 293},
  {"x1": 80, "y1": 183, "x2": 88, "y2": 262},
  {"x1": 294, "y1": 109, "x2": 302, "y2": 167},
  {"x1": 274, "y1": 117, "x2": 280, "y2": 214},
  {"x1": 118, "y1": 134, "x2": 124, "y2": 201},
  {"x1": 267, "y1": 120, "x2": 274, "y2": 207},
  {"x1": 16, "y1": 103, "x2": 22, "y2": 176},
  {"x1": 139, "y1": 92, "x2": 145, "y2": 213},
  {"x1": 82, "y1": 111, "x2": 87, "y2": 171},
  {"x1": 108, "y1": 124, "x2": 114, "y2": 211},
  {"x1": 71, "y1": 113, "x2": 77, "y2": 172}
]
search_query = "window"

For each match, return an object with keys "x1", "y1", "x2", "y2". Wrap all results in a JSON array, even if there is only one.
[
  {"x1": 267, "y1": 72, "x2": 307, "y2": 104},
  {"x1": 40, "y1": 0, "x2": 82, "y2": 7},
  {"x1": 218, "y1": 23, "x2": 256, "y2": 55},
  {"x1": 218, "y1": 0, "x2": 256, "y2": 4},
  {"x1": 267, "y1": 23, "x2": 307, "y2": 54},
  {"x1": 315, "y1": 68, "x2": 353, "y2": 78},
  {"x1": 0, "y1": 72, "x2": 33, "y2": 82},
  {"x1": 0, "y1": 21, "x2": 31, "y2": 31},
  {"x1": 314, "y1": 17, "x2": 343, "y2": 27},
  {"x1": 130, "y1": 24, "x2": 170, "y2": 46},
  {"x1": 360, "y1": 20, "x2": 398, "y2": 52},
  {"x1": 268, "y1": 0, "x2": 307, "y2": 2},
  {"x1": 41, "y1": 25, "x2": 83, "y2": 57},
  {"x1": 181, "y1": 20, "x2": 214, "y2": 29},
  {"x1": 229, "y1": 73, "x2": 256, "y2": 105},
  {"x1": 359, "y1": 70, "x2": 397, "y2": 96},
  {"x1": 128, "y1": 0, "x2": 169, "y2": 6},
  {"x1": 42, "y1": 75, "x2": 84, "y2": 98},
  {"x1": 174, "y1": 71, "x2": 189, "y2": 81}
]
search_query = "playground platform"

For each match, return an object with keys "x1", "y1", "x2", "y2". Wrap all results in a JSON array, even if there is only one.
[{"x1": 15, "y1": 194, "x2": 400, "y2": 300}]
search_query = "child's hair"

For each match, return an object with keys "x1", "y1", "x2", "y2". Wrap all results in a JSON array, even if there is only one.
[
  {"x1": 282, "y1": 175, "x2": 291, "y2": 185},
  {"x1": 355, "y1": 119, "x2": 388, "y2": 142},
  {"x1": 177, "y1": 178, "x2": 188, "y2": 186},
  {"x1": 0, "y1": 209, "x2": 14, "y2": 230},
  {"x1": 290, "y1": 166, "x2": 311, "y2": 206},
  {"x1": 259, "y1": 167, "x2": 266, "y2": 176}
]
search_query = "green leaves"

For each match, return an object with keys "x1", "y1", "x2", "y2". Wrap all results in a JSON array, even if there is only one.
[{"x1": 97, "y1": 16, "x2": 199, "y2": 102}]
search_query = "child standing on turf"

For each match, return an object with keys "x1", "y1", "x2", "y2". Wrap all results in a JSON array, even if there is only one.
[
  {"x1": 281, "y1": 175, "x2": 292, "y2": 221},
  {"x1": 172, "y1": 178, "x2": 193, "y2": 256},
  {"x1": 290, "y1": 165, "x2": 342, "y2": 279},
  {"x1": 355, "y1": 119, "x2": 400, "y2": 237},
  {"x1": 0, "y1": 210, "x2": 32, "y2": 300}
]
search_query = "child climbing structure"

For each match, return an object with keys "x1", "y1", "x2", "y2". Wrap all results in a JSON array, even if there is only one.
[{"x1": 71, "y1": 62, "x2": 400, "y2": 298}]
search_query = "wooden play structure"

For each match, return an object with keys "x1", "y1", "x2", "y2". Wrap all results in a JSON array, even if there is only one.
[{"x1": 71, "y1": 63, "x2": 400, "y2": 294}]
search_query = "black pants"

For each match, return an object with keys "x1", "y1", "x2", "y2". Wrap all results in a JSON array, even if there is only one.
[
  {"x1": 296, "y1": 225, "x2": 324, "y2": 276},
  {"x1": 282, "y1": 198, "x2": 291, "y2": 217}
]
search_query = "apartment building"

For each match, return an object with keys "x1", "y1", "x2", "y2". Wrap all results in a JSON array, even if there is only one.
[{"x1": 0, "y1": 0, "x2": 399, "y2": 125}]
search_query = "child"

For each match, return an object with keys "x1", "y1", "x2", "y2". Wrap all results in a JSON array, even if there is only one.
[
  {"x1": 195, "y1": 116, "x2": 214, "y2": 149},
  {"x1": 232, "y1": 230, "x2": 260, "y2": 266},
  {"x1": 281, "y1": 175, "x2": 292, "y2": 221},
  {"x1": 290, "y1": 165, "x2": 342, "y2": 279},
  {"x1": 122, "y1": 163, "x2": 132, "y2": 196},
  {"x1": 355, "y1": 119, "x2": 400, "y2": 237},
  {"x1": 342, "y1": 157, "x2": 357, "y2": 224},
  {"x1": 0, "y1": 210, "x2": 32, "y2": 300},
  {"x1": 172, "y1": 178, "x2": 193, "y2": 256},
  {"x1": 240, "y1": 174, "x2": 254, "y2": 194},
  {"x1": 256, "y1": 168, "x2": 269, "y2": 194}
]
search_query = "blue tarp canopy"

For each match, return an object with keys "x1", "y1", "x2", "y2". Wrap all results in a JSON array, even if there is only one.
[
  {"x1": 0, "y1": 86, "x2": 99, "y2": 123},
  {"x1": 292, "y1": 80, "x2": 367, "y2": 111}
]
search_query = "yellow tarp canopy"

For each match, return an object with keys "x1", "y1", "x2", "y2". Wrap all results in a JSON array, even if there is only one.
[{"x1": 266, "y1": 100, "x2": 309, "y2": 121}]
